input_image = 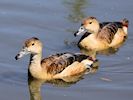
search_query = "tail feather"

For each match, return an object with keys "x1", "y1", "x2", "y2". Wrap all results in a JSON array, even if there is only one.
[
  {"x1": 74, "y1": 53, "x2": 89, "y2": 62},
  {"x1": 60, "y1": 52, "x2": 98, "y2": 70},
  {"x1": 121, "y1": 18, "x2": 129, "y2": 27}
]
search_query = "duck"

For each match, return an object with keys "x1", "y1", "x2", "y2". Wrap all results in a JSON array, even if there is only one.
[
  {"x1": 15, "y1": 37, "x2": 98, "y2": 80},
  {"x1": 74, "y1": 16, "x2": 129, "y2": 51}
]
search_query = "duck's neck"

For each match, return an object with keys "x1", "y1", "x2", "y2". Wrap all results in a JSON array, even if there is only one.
[
  {"x1": 90, "y1": 25, "x2": 100, "y2": 34},
  {"x1": 28, "y1": 53, "x2": 43, "y2": 78},
  {"x1": 30, "y1": 53, "x2": 42, "y2": 66}
]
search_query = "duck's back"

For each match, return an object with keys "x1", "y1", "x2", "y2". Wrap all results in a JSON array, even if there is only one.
[{"x1": 100, "y1": 22, "x2": 123, "y2": 28}]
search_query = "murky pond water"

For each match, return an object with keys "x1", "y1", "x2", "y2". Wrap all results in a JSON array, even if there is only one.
[{"x1": 0, "y1": 0, "x2": 133, "y2": 100}]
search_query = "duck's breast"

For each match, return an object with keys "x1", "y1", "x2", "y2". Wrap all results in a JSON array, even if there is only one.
[{"x1": 79, "y1": 34, "x2": 109, "y2": 51}]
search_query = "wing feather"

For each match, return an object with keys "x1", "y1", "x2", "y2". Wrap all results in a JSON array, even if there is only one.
[
  {"x1": 41, "y1": 53, "x2": 89, "y2": 75},
  {"x1": 97, "y1": 23, "x2": 118, "y2": 44}
]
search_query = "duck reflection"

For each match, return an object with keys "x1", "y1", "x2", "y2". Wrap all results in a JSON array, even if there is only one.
[
  {"x1": 28, "y1": 75, "x2": 83, "y2": 100},
  {"x1": 63, "y1": 0, "x2": 88, "y2": 23},
  {"x1": 28, "y1": 62, "x2": 99, "y2": 100},
  {"x1": 63, "y1": 0, "x2": 89, "y2": 45}
]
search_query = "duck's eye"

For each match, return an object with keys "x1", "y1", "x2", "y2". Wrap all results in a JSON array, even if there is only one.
[
  {"x1": 89, "y1": 22, "x2": 92, "y2": 24},
  {"x1": 80, "y1": 27, "x2": 83, "y2": 30},
  {"x1": 32, "y1": 43, "x2": 34, "y2": 46}
]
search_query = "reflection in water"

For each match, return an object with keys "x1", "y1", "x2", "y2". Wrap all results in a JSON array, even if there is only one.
[
  {"x1": 28, "y1": 77, "x2": 43, "y2": 100},
  {"x1": 28, "y1": 65, "x2": 99, "y2": 100},
  {"x1": 63, "y1": 0, "x2": 88, "y2": 23},
  {"x1": 28, "y1": 75, "x2": 83, "y2": 100},
  {"x1": 80, "y1": 47, "x2": 119, "y2": 58},
  {"x1": 63, "y1": 0, "x2": 88, "y2": 45}
]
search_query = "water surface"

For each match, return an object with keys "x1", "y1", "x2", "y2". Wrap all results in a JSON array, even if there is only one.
[{"x1": 0, "y1": 0, "x2": 133, "y2": 100}]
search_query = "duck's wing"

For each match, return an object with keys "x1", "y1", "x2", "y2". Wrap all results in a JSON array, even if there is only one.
[
  {"x1": 41, "y1": 53, "x2": 90, "y2": 75},
  {"x1": 97, "y1": 23, "x2": 118, "y2": 44},
  {"x1": 100, "y1": 22, "x2": 110, "y2": 28},
  {"x1": 100, "y1": 22, "x2": 123, "y2": 29}
]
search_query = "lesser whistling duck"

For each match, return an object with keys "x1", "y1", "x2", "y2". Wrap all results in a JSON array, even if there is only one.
[
  {"x1": 74, "y1": 16, "x2": 129, "y2": 51},
  {"x1": 15, "y1": 37, "x2": 98, "y2": 80}
]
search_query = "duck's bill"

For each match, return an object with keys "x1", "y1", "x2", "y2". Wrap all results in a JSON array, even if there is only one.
[
  {"x1": 15, "y1": 47, "x2": 30, "y2": 60},
  {"x1": 74, "y1": 26, "x2": 87, "y2": 37}
]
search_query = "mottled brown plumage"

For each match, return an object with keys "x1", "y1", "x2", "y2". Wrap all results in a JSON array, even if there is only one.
[{"x1": 41, "y1": 55, "x2": 68, "y2": 75}]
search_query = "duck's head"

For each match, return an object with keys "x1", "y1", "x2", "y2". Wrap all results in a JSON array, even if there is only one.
[
  {"x1": 15, "y1": 37, "x2": 43, "y2": 60},
  {"x1": 74, "y1": 16, "x2": 100, "y2": 36}
]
